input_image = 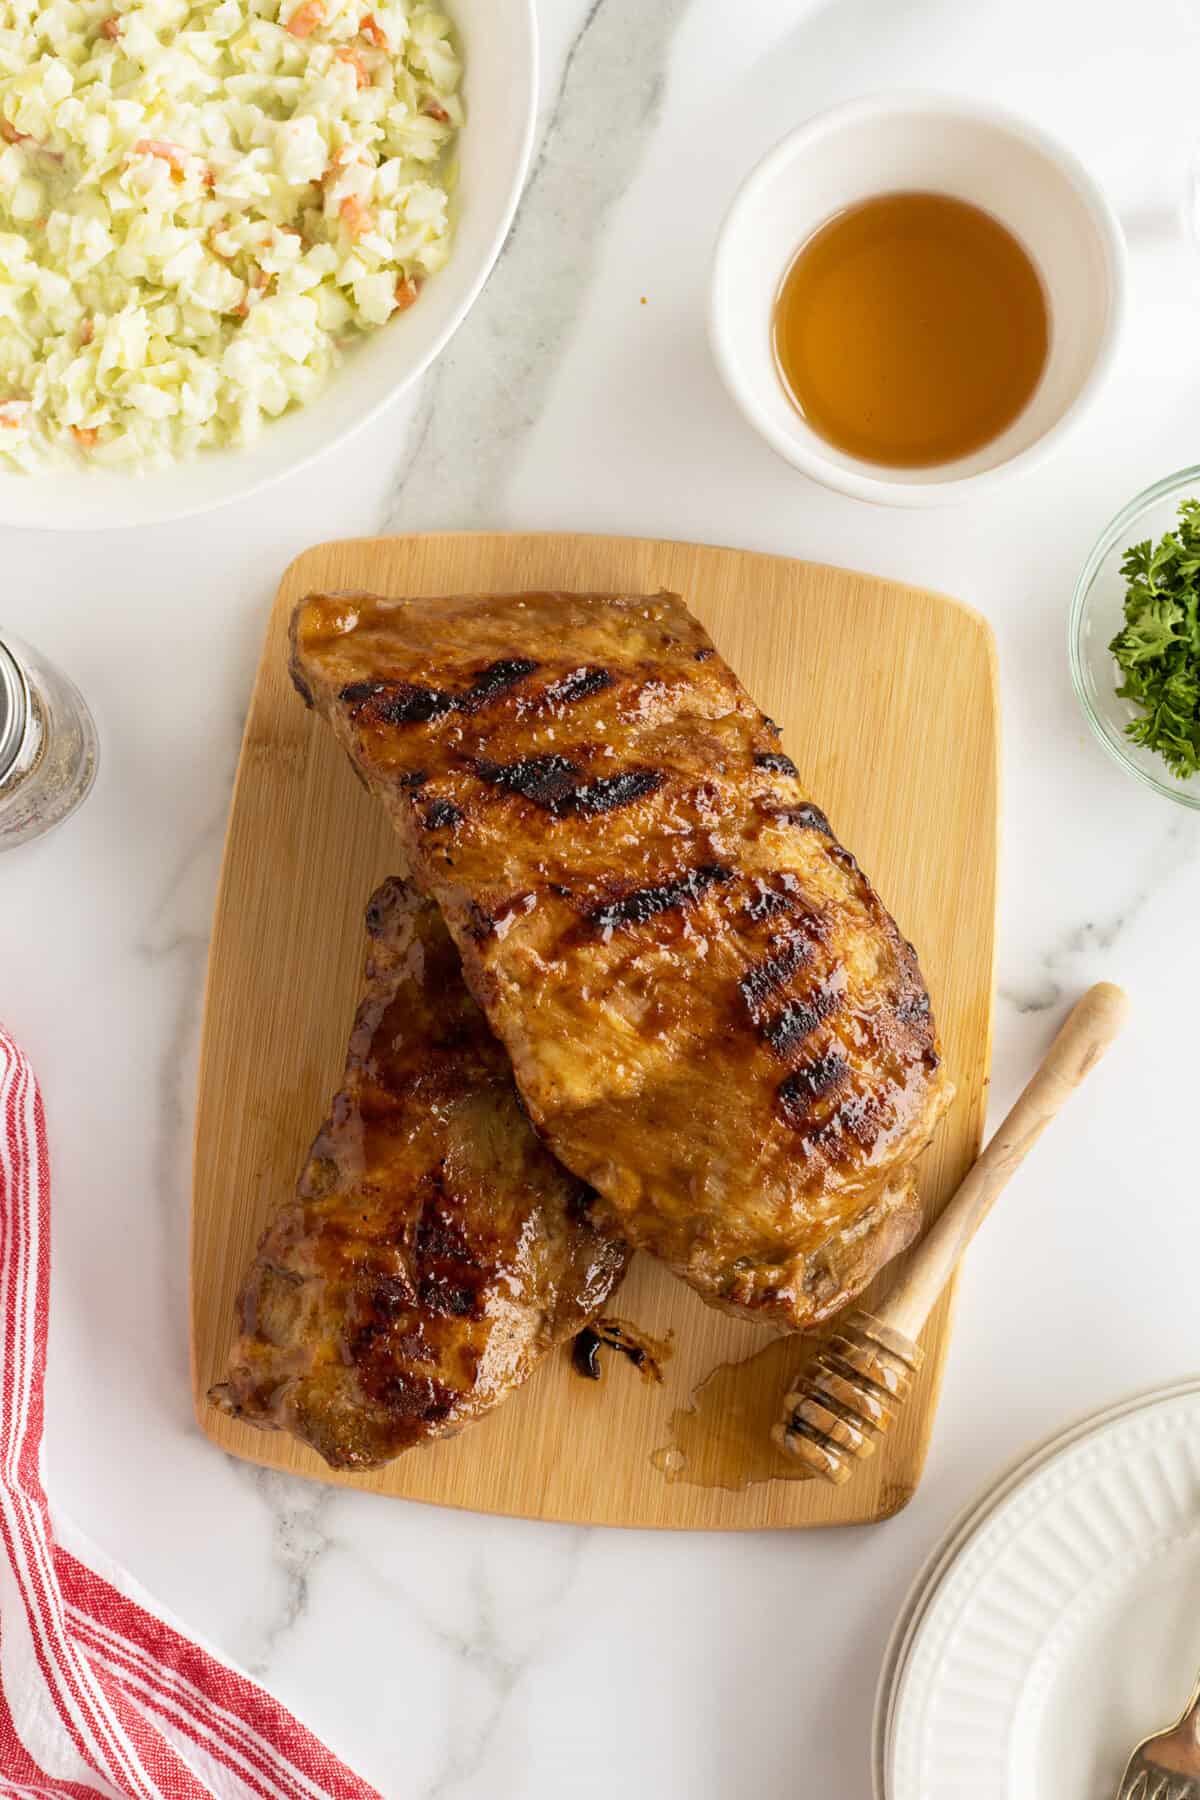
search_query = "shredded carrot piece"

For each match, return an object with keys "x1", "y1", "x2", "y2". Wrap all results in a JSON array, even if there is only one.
[
  {"x1": 360, "y1": 12, "x2": 388, "y2": 47},
  {"x1": 133, "y1": 138, "x2": 190, "y2": 177},
  {"x1": 0, "y1": 121, "x2": 29, "y2": 145},
  {"x1": 99, "y1": 15, "x2": 121, "y2": 37},
  {"x1": 335, "y1": 45, "x2": 370, "y2": 88},
  {"x1": 394, "y1": 276, "x2": 420, "y2": 311},
  {"x1": 79, "y1": 319, "x2": 94, "y2": 345},
  {"x1": 422, "y1": 100, "x2": 450, "y2": 123},
  {"x1": 71, "y1": 425, "x2": 98, "y2": 449},
  {"x1": 233, "y1": 266, "x2": 271, "y2": 318},
  {"x1": 339, "y1": 194, "x2": 373, "y2": 239},
  {"x1": 285, "y1": 1, "x2": 324, "y2": 37}
]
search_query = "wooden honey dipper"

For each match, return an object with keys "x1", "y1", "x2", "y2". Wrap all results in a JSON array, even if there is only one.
[{"x1": 774, "y1": 981, "x2": 1130, "y2": 1484}]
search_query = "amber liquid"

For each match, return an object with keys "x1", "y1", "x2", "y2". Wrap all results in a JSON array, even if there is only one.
[{"x1": 772, "y1": 191, "x2": 1049, "y2": 468}]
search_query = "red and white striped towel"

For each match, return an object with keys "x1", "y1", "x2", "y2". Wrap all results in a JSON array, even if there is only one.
[{"x1": 0, "y1": 1025, "x2": 381, "y2": 1800}]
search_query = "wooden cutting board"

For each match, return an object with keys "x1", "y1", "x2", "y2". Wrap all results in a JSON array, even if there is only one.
[{"x1": 192, "y1": 533, "x2": 997, "y2": 1529}]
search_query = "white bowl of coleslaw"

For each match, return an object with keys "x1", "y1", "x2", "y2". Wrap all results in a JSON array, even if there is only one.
[{"x1": 0, "y1": 0, "x2": 536, "y2": 529}]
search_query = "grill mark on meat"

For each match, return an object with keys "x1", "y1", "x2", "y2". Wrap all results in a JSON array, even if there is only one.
[
  {"x1": 364, "y1": 1273, "x2": 414, "y2": 1318},
  {"x1": 738, "y1": 934, "x2": 814, "y2": 1013},
  {"x1": 366, "y1": 1368, "x2": 455, "y2": 1422},
  {"x1": 542, "y1": 666, "x2": 612, "y2": 707},
  {"x1": 573, "y1": 769, "x2": 663, "y2": 815},
  {"x1": 341, "y1": 680, "x2": 456, "y2": 726},
  {"x1": 777, "y1": 1052, "x2": 850, "y2": 1127},
  {"x1": 812, "y1": 1090, "x2": 884, "y2": 1151},
  {"x1": 743, "y1": 875, "x2": 806, "y2": 923},
  {"x1": 417, "y1": 1273, "x2": 480, "y2": 1318},
  {"x1": 745, "y1": 888, "x2": 793, "y2": 922},
  {"x1": 423, "y1": 798, "x2": 464, "y2": 831},
  {"x1": 477, "y1": 754, "x2": 580, "y2": 808},
  {"x1": 459, "y1": 658, "x2": 540, "y2": 711},
  {"x1": 339, "y1": 659, "x2": 539, "y2": 730},
  {"x1": 588, "y1": 864, "x2": 733, "y2": 934},
  {"x1": 754, "y1": 751, "x2": 799, "y2": 776},
  {"x1": 761, "y1": 983, "x2": 843, "y2": 1057},
  {"x1": 694, "y1": 646, "x2": 714, "y2": 662},
  {"x1": 414, "y1": 1188, "x2": 470, "y2": 1261},
  {"x1": 476, "y1": 755, "x2": 664, "y2": 819}
]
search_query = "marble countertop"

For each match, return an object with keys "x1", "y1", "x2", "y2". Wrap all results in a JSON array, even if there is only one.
[{"x1": 4, "y1": 1, "x2": 1200, "y2": 1794}]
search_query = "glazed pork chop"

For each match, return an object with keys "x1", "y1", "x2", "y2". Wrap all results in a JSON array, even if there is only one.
[
  {"x1": 290, "y1": 589, "x2": 954, "y2": 1333},
  {"x1": 212, "y1": 876, "x2": 627, "y2": 1469}
]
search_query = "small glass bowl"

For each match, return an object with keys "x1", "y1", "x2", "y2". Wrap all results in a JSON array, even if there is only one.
[{"x1": 1069, "y1": 465, "x2": 1200, "y2": 809}]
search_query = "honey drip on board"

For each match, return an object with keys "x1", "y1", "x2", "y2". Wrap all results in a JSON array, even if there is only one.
[
  {"x1": 772, "y1": 190, "x2": 1049, "y2": 469},
  {"x1": 651, "y1": 1332, "x2": 820, "y2": 1490}
]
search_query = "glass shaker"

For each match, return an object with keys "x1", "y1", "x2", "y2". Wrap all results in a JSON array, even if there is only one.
[{"x1": 0, "y1": 633, "x2": 98, "y2": 849}]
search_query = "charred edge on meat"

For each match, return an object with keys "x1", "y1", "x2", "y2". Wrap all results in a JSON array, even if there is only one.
[
  {"x1": 564, "y1": 1180, "x2": 601, "y2": 1225},
  {"x1": 587, "y1": 864, "x2": 733, "y2": 933},
  {"x1": 754, "y1": 751, "x2": 799, "y2": 776},
  {"x1": 466, "y1": 901, "x2": 495, "y2": 942},
  {"x1": 770, "y1": 802, "x2": 832, "y2": 835},
  {"x1": 896, "y1": 986, "x2": 931, "y2": 1026}
]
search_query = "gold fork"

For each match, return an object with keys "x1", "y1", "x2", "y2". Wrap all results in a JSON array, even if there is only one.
[{"x1": 1117, "y1": 1673, "x2": 1200, "y2": 1800}]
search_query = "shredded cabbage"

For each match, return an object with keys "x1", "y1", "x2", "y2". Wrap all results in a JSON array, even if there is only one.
[{"x1": 0, "y1": 0, "x2": 461, "y2": 469}]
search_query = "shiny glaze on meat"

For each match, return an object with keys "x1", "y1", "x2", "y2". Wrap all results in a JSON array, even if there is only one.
[
  {"x1": 290, "y1": 590, "x2": 954, "y2": 1331},
  {"x1": 211, "y1": 877, "x2": 627, "y2": 1468}
]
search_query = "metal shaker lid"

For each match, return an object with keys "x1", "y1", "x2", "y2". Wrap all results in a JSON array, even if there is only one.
[{"x1": 0, "y1": 639, "x2": 28, "y2": 783}]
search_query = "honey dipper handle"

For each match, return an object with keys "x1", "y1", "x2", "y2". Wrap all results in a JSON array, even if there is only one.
[{"x1": 877, "y1": 982, "x2": 1130, "y2": 1345}]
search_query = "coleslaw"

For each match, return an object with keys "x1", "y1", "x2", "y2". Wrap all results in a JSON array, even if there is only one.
[{"x1": 0, "y1": 0, "x2": 462, "y2": 469}]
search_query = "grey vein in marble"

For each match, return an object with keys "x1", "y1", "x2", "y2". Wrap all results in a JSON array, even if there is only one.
[
  {"x1": 412, "y1": 1533, "x2": 589, "y2": 1800},
  {"x1": 1000, "y1": 813, "x2": 1200, "y2": 1013},
  {"x1": 242, "y1": 1470, "x2": 338, "y2": 1678},
  {"x1": 382, "y1": 0, "x2": 693, "y2": 533}
]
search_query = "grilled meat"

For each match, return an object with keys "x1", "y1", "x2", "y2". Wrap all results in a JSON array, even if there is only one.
[
  {"x1": 212, "y1": 876, "x2": 627, "y2": 1468},
  {"x1": 290, "y1": 589, "x2": 954, "y2": 1332}
]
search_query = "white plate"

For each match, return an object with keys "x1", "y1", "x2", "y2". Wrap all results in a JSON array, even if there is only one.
[
  {"x1": 872, "y1": 1380, "x2": 1200, "y2": 1799},
  {"x1": 881, "y1": 1383, "x2": 1200, "y2": 1800},
  {"x1": 0, "y1": 0, "x2": 537, "y2": 531}
]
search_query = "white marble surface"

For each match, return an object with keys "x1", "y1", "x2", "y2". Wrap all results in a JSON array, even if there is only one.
[{"x1": 3, "y1": 2, "x2": 1200, "y2": 1794}]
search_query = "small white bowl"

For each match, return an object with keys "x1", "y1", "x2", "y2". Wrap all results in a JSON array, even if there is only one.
[
  {"x1": 0, "y1": 0, "x2": 536, "y2": 531},
  {"x1": 710, "y1": 94, "x2": 1127, "y2": 507}
]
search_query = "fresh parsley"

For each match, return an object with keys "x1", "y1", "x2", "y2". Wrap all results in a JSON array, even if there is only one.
[{"x1": 1109, "y1": 498, "x2": 1200, "y2": 780}]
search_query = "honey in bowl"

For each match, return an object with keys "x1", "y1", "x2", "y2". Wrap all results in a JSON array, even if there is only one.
[{"x1": 772, "y1": 191, "x2": 1049, "y2": 469}]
